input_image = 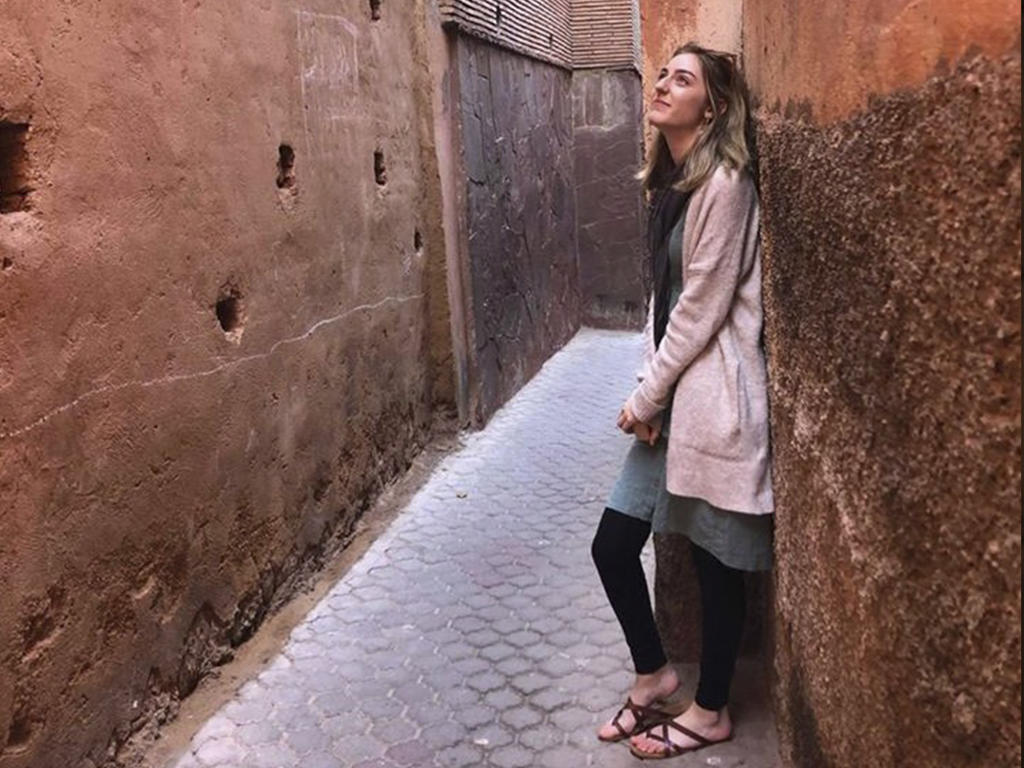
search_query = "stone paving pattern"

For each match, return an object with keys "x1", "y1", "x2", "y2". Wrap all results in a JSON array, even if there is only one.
[{"x1": 170, "y1": 329, "x2": 780, "y2": 768}]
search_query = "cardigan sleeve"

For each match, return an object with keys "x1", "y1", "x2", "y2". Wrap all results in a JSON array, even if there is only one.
[
  {"x1": 636, "y1": 291, "x2": 656, "y2": 383},
  {"x1": 626, "y1": 168, "x2": 755, "y2": 424}
]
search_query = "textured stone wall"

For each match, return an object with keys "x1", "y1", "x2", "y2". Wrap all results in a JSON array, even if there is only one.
[
  {"x1": 637, "y1": 8, "x2": 1020, "y2": 767},
  {"x1": 453, "y1": 34, "x2": 580, "y2": 424},
  {"x1": 0, "y1": 2, "x2": 450, "y2": 766},
  {"x1": 744, "y1": 1, "x2": 1021, "y2": 766},
  {"x1": 571, "y1": 69, "x2": 646, "y2": 329}
]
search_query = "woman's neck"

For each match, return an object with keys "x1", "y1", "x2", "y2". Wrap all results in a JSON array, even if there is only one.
[{"x1": 662, "y1": 126, "x2": 701, "y2": 166}]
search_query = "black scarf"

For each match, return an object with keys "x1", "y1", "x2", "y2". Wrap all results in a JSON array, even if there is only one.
[{"x1": 647, "y1": 177, "x2": 691, "y2": 349}]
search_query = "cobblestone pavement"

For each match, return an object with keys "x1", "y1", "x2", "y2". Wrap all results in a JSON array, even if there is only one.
[{"x1": 170, "y1": 328, "x2": 780, "y2": 768}]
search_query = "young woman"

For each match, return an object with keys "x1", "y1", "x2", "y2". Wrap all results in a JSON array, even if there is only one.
[{"x1": 590, "y1": 42, "x2": 774, "y2": 760}]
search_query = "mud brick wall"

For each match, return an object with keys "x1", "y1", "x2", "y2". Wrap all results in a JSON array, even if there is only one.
[
  {"x1": 637, "y1": 5, "x2": 1021, "y2": 766},
  {"x1": 452, "y1": 34, "x2": 580, "y2": 425},
  {"x1": 0, "y1": 2, "x2": 451, "y2": 766},
  {"x1": 744, "y1": 1, "x2": 1022, "y2": 766}
]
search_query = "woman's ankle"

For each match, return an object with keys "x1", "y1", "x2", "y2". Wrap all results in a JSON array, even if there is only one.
[
  {"x1": 688, "y1": 701, "x2": 728, "y2": 724},
  {"x1": 632, "y1": 664, "x2": 679, "y2": 698}
]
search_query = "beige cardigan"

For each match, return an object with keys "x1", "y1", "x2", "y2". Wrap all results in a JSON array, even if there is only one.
[{"x1": 626, "y1": 164, "x2": 774, "y2": 515}]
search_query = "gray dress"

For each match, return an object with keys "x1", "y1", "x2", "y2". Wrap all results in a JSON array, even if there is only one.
[{"x1": 606, "y1": 216, "x2": 773, "y2": 572}]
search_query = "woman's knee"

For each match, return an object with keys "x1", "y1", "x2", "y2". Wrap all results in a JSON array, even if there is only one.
[
  {"x1": 591, "y1": 526, "x2": 617, "y2": 570},
  {"x1": 591, "y1": 508, "x2": 645, "y2": 569}
]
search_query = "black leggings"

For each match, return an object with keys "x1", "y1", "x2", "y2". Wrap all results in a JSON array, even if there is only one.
[{"x1": 591, "y1": 507, "x2": 746, "y2": 711}]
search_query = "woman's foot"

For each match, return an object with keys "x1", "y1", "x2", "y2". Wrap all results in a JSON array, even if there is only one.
[
  {"x1": 629, "y1": 702, "x2": 732, "y2": 758},
  {"x1": 596, "y1": 664, "x2": 681, "y2": 741}
]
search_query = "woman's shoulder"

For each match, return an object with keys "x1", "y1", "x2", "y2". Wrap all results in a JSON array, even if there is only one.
[
  {"x1": 693, "y1": 163, "x2": 757, "y2": 212},
  {"x1": 706, "y1": 163, "x2": 755, "y2": 196}
]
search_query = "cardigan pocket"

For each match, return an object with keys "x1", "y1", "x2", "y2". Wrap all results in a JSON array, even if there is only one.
[{"x1": 674, "y1": 352, "x2": 747, "y2": 460}]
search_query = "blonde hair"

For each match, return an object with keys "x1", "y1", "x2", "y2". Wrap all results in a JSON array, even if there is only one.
[{"x1": 638, "y1": 42, "x2": 753, "y2": 194}]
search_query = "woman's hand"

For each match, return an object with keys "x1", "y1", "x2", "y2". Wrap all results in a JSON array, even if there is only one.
[
  {"x1": 617, "y1": 404, "x2": 638, "y2": 433},
  {"x1": 618, "y1": 405, "x2": 661, "y2": 446},
  {"x1": 633, "y1": 422, "x2": 661, "y2": 447}
]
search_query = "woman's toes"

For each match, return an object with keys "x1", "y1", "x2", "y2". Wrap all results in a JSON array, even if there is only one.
[
  {"x1": 597, "y1": 710, "x2": 633, "y2": 740},
  {"x1": 629, "y1": 732, "x2": 663, "y2": 755},
  {"x1": 629, "y1": 731, "x2": 652, "y2": 747}
]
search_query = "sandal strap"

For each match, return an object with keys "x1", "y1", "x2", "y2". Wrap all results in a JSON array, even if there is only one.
[
  {"x1": 662, "y1": 719, "x2": 714, "y2": 746},
  {"x1": 609, "y1": 708, "x2": 630, "y2": 740},
  {"x1": 631, "y1": 697, "x2": 682, "y2": 727},
  {"x1": 646, "y1": 724, "x2": 685, "y2": 757},
  {"x1": 609, "y1": 697, "x2": 641, "y2": 739},
  {"x1": 610, "y1": 697, "x2": 671, "y2": 740}
]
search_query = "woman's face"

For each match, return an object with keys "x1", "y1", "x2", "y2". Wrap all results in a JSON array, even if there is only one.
[{"x1": 649, "y1": 52, "x2": 711, "y2": 131}]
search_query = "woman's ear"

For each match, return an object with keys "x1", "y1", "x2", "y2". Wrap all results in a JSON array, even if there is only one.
[{"x1": 705, "y1": 104, "x2": 727, "y2": 125}]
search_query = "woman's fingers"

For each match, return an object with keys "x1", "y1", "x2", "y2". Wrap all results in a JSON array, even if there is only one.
[
  {"x1": 617, "y1": 408, "x2": 632, "y2": 432},
  {"x1": 619, "y1": 405, "x2": 662, "y2": 447},
  {"x1": 618, "y1": 404, "x2": 639, "y2": 433}
]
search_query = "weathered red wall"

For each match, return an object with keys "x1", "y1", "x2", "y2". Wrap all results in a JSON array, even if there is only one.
[
  {"x1": 744, "y1": 1, "x2": 1021, "y2": 766},
  {"x1": 639, "y1": 3, "x2": 1021, "y2": 765},
  {"x1": 744, "y1": 0, "x2": 1020, "y2": 121},
  {"x1": 0, "y1": 2, "x2": 450, "y2": 766}
]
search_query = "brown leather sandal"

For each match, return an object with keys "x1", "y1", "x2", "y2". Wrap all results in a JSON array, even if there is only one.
[
  {"x1": 597, "y1": 697, "x2": 685, "y2": 743},
  {"x1": 628, "y1": 719, "x2": 731, "y2": 759}
]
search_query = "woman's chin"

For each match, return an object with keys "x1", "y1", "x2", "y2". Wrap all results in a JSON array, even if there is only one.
[{"x1": 646, "y1": 111, "x2": 669, "y2": 128}]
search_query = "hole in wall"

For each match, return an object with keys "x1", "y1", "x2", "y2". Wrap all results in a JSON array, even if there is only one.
[
  {"x1": 414, "y1": 229, "x2": 423, "y2": 253},
  {"x1": 214, "y1": 284, "x2": 245, "y2": 342},
  {"x1": 2, "y1": 701, "x2": 37, "y2": 754},
  {"x1": 495, "y1": 3, "x2": 502, "y2": 25},
  {"x1": 216, "y1": 295, "x2": 240, "y2": 333},
  {"x1": 2, "y1": 256, "x2": 12, "y2": 270},
  {"x1": 374, "y1": 149, "x2": 387, "y2": 186},
  {"x1": 548, "y1": 32, "x2": 554, "y2": 48},
  {"x1": 369, "y1": 0, "x2": 381, "y2": 20},
  {"x1": 0, "y1": 122, "x2": 31, "y2": 214},
  {"x1": 276, "y1": 144, "x2": 296, "y2": 189}
]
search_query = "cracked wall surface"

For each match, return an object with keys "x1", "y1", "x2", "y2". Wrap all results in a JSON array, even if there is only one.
[
  {"x1": 743, "y1": 1, "x2": 1021, "y2": 766},
  {"x1": 453, "y1": 34, "x2": 580, "y2": 425},
  {"x1": 0, "y1": 2, "x2": 451, "y2": 766}
]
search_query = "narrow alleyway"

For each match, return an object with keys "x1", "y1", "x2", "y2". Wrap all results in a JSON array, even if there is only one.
[{"x1": 167, "y1": 329, "x2": 779, "y2": 768}]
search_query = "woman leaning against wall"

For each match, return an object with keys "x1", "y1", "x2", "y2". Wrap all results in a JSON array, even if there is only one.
[{"x1": 589, "y1": 42, "x2": 774, "y2": 760}]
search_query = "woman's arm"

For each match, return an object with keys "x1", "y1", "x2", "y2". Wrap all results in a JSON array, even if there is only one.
[{"x1": 625, "y1": 168, "x2": 757, "y2": 424}]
